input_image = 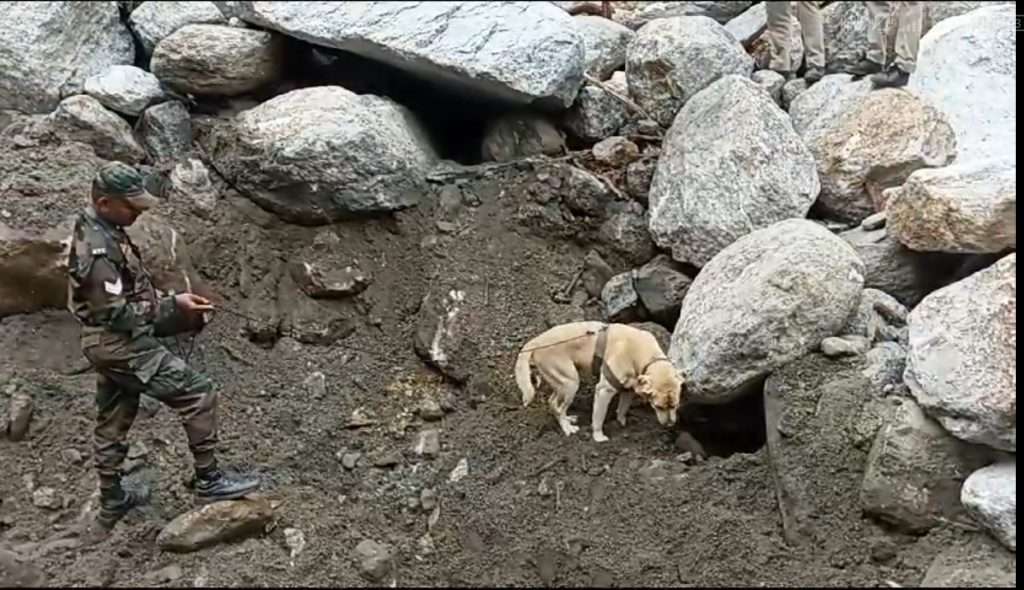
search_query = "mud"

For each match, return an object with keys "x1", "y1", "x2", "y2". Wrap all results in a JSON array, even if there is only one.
[{"x1": 1, "y1": 156, "x2": 973, "y2": 587}]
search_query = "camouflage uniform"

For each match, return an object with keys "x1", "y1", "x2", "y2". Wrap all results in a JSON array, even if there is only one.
[
  {"x1": 68, "y1": 163, "x2": 258, "y2": 527},
  {"x1": 68, "y1": 206, "x2": 220, "y2": 491}
]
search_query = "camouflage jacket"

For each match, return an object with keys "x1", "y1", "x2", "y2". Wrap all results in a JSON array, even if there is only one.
[{"x1": 66, "y1": 206, "x2": 183, "y2": 349}]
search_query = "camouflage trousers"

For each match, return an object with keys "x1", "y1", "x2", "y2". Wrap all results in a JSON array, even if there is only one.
[{"x1": 87, "y1": 335, "x2": 219, "y2": 490}]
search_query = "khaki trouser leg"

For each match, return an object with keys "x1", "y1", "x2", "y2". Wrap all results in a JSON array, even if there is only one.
[
  {"x1": 796, "y1": 1, "x2": 825, "y2": 70},
  {"x1": 766, "y1": 1, "x2": 794, "y2": 72},
  {"x1": 864, "y1": 1, "x2": 892, "y2": 66},
  {"x1": 893, "y1": 1, "x2": 923, "y2": 72}
]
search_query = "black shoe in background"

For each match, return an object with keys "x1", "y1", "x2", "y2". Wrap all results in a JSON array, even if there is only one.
[
  {"x1": 193, "y1": 468, "x2": 261, "y2": 503},
  {"x1": 846, "y1": 58, "x2": 884, "y2": 79}
]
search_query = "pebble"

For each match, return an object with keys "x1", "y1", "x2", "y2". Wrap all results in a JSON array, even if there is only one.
[
  {"x1": 284, "y1": 527, "x2": 306, "y2": 564},
  {"x1": 821, "y1": 335, "x2": 871, "y2": 357},
  {"x1": 303, "y1": 371, "x2": 327, "y2": 399},
  {"x1": 354, "y1": 539, "x2": 394, "y2": 583},
  {"x1": 6, "y1": 391, "x2": 33, "y2": 442},
  {"x1": 420, "y1": 488, "x2": 438, "y2": 512},
  {"x1": 372, "y1": 450, "x2": 402, "y2": 468},
  {"x1": 411, "y1": 429, "x2": 441, "y2": 458},
  {"x1": 127, "y1": 441, "x2": 149, "y2": 459},
  {"x1": 418, "y1": 399, "x2": 444, "y2": 422},
  {"x1": 32, "y1": 488, "x2": 61, "y2": 510},
  {"x1": 342, "y1": 452, "x2": 361, "y2": 470},
  {"x1": 448, "y1": 458, "x2": 469, "y2": 483},
  {"x1": 346, "y1": 408, "x2": 377, "y2": 429},
  {"x1": 144, "y1": 564, "x2": 183, "y2": 584},
  {"x1": 861, "y1": 211, "x2": 888, "y2": 231},
  {"x1": 62, "y1": 448, "x2": 84, "y2": 465}
]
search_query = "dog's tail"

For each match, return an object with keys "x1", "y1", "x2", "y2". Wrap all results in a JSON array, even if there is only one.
[{"x1": 515, "y1": 344, "x2": 537, "y2": 407}]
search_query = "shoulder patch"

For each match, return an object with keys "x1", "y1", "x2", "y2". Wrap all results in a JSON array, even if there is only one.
[{"x1": 103, "y1": 278, "x2": 123, "y2": 296}]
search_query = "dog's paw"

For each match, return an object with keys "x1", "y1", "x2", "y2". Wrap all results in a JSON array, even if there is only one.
[
  {"x1": 565, "y1": 415, "x2": 579, "y2": 424},
  {"x1": 592, "y1": 431, "x2": 610, "y2": 443},
  {"x1": 561, "y1": 422, "x2": 580, "y2": 436}
]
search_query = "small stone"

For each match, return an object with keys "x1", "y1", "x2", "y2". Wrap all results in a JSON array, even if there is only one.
[
  {"x1": 61, "y1": 449, "x2": 83, "y2": 465},
  {"x1": 419, "y1": 488, "x2": 438, "y2": 512},
  {"x1": 303, "y1": 371, "x2": 327, "y2": 399},
  {"x1": 144, "y1": 565, "x2": 183, "y2": 584},
  {"x1": 372, "y1": 450, "x2": 402, "y2": 468},
  {"x1": 411, "y1": 429, "x2": 441, "y2": 458},
  {"x1": 354, "y1": 539, "x2": 394, "y2": 583},
  {"x1": 127, "y1": 441, "x2": 149, "y2": 459},
  {"x1": 32, "y1": 487, "x2": 61, "y2": 510},
  {"x1": 439, "y1": 392, "x2": 457, "y2": 414},
  {"x1": 861, "y1": 211, "x2": 887, "y2": 231},
  {"x1": 820, "y1": 335, "x2": 870, "y2": 357},
  {"x1": 6, "y1": 391, "x2": 33, "y2": 442},
  {"x1": 537, "y1": 477, "x2": 553, "y2": 497},
  {"x1": 961, "y1": 462, "x2": 1016, "y2": 552},
  {"x1": 341, "y1": 452, "x2": 361, "y2": 470},
  {"x1": 781, "y1": 78, "x2": 808, "y2": 110},
  {"x1": 284, "y1": 527, "x2": 306, "y2": 564},
  {"x1": 592, "y1": 136, "x2": 640, "y2": 167},
  {"x1": 345, "y1": 408, "x2": 376, "y2": 429},
  {"x1": 417, "y1": 399, "x2": 444, "y2": 422},
  {"x1": 449, "y1": 458, "x2": 469, "y2": 483}
]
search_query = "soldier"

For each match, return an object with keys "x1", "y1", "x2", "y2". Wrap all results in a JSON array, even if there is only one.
[
  {"x1": 67, "y1": 162, "x2": 260, "y2": 530},
  {"x1": 846, "y1": 1, "x2": 923, "y2": 88},
  {"x1": 765, "y1": 1, "x2": 827, "y2": 85}
]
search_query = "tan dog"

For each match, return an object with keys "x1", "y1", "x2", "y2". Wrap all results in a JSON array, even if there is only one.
[{"x1": 515, "y1": 321, "x2": 684, "y2": 442}]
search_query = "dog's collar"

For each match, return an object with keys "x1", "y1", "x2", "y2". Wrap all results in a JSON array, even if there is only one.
[{"x1": 640, "y1": 356, "x2": 672, "y2": 375}]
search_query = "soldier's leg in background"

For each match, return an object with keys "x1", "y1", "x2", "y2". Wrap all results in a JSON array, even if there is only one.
[
  {"x1": 893, "y1": 1, "x2": 923, "y2": 73},
  {"x1": 94, "y1": 374, "x2": 139, "y2": 494},
  {"x1": 864, "y1": 1, "x2": 892, "y2": 66},
  {"x1": 765, "y1": 1, "x2": 795, "y2": 74},
  {"x1": 143, "y1": 351, "x2": 260, "y2": 501},
  {"x1": 797, "y1": 1, "x2": 826, "y2": 74}
]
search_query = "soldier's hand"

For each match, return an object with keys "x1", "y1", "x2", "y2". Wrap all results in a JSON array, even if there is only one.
[{"x1": 175, "y1": 293, "x2": 214, "y2": 314}]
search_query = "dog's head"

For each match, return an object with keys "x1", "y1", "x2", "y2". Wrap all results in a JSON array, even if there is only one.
[{"x1": 636, "y1": 360, "x2": 685, "y2": 427}]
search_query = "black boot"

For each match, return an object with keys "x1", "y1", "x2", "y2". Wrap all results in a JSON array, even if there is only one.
[
  {"x1": 193, "y1": 468, "x2": 261, "y2": 503},
  {"x1": 846, "y1": 57, "x2": 883, "y2": 79},
  {"x1": 871, "y1": 66, "x2": 910, "y2": 89},
  {"x1": 97, "y1": 482, "x2": 150, "y2": 529},
  {"x1": 804, "y1": 67, "x2": 825, "y2": 86}
]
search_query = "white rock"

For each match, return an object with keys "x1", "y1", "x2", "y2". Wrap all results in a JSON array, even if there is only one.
[
  {"x1": 169, "y1": 158, "x2": 217, "y2": 217},
  {"x1": 626, "y1": 16, "x2": 753, "y2": 127},
  {"x1": 128, "y1": 0, "x2": 227, "y2": 55},
  {"x1": 648, "y1": 75, "x2": 818, "y2": 267},
  {"x1": 840, "y1": 225, "x2": 935, "y2": 307},
  {"x1": 137, "y1": 101, "x2": 192, "y2": 164},
  {"x1": 803, "y1": 88, "x2": 957, "y2": 223},
  {"x1": 84, "y1": 65, "x2": 166, "y2": 117},
  {"x1": 614, "y1": 1, "x2": 754, "y2": 30},
  {"x1": 724, "y1": 2, "x2": 766, "y2": 46},
  {"x1": 671, "y1": 219, "x2": 864, "y2": 403},
  {"x1": 861, "y1": 397, "x2": 993, "y2": 532},
  {"x1": 574, "y1": 15, "x2": 635, "y2": 80},
  {"x1": 151, "y1": 24, "x2": 284, "y2": 97},
  {"x1": 751, "y1": 69, "x2": 785, "y2": 105},
  {"x1": 32, "y1": 487, "x2": 61, "y2": 510},
  {"x1": 205, "y1": 86, "x2": 436, "y2": 224},
  {"x1": 234, "y1": 1, "x2": 585, "y2": 108},
  {"x1": 886, "y1": 159, "x2": 1016, "y2": 254},
  {"x1": 592, "y1": 136, "x2": 639, "y2": 166},
  {"x1": 908, "y1": 5, "x2": 1016, "y2": 165},
  {"x1": 789, "y1": 73, "x2": 871, "y2": 142},
  {"x1": 563, "y1": 72, "x2": 630, "y2": 142},
  {"x1": 961, "y1": 462, "x2": 1016, "y2": 552},
  {"x1": 0, "y1": 1, "x2": 134, "y2": 113},
  {"x1": 905, "y1": 253, "x2": 1016, "y2": 452},
  {"x1": 780, "y1": 78, "x2": 808, "y2": 111},
  {"x1": 46, "y1": 95, "x2": 146, "y2": 164}
]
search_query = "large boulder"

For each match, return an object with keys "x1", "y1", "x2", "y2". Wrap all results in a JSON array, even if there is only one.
[
  {"x1": 0, "y1": 1, "x2": 134, "y2": 113},
  {"x1": 804, "y1": 88, "x2": 957, "y2": 223},
  {"x1": 137, "y1": 101, "x2": 193, "y2": 165},
  {"x1": 613, "y1": 1, "x2": 754, "y2": 30},
  {"x1": 961, "y1": 462, "x2": 1016, "y2": 552},
  {"x1": 625, "y1": 16, "x2": 753, "y2": 127},
  {"x1": 860, "y1": 397, "x2": 993, "y2": 533},
  {"x1": 908, "y1": 4, "x2": 1016, "y2": 165},
  {"x1": 205, "y1": 86, "x2": 437, "y2": 225},
  {"x1": 151, "y1": 24, "x2": 285, "y2": 97},
  {"x1": 904, "y1": 253, "x2": 1016, "y2": 452},
  {"x1": 84, "y1": 65, "x2": 167, "y2": 117},
  {"x1": 233, "y1": 1, "x2": 585, "y2": 109},
  {"x1": 672, "y1": 219, "x2": 865, "y2": 403},
  {"x1": 574, "y1": 15, "x2": 635, "y2": 80},
  {"x1": 128, "y1": 0, "x2": 227, "y2": 56},
  {"x1": 563, "y1": 72, "x2": 630, "y2": 143},
  {"x1": 886, "y1": 159, "x2": 1016, "y2": 254},
  {"x1": 788, "y1": 74, "x2": 871, "y2": 143},
  {"x1": 763, "y1": 353, "x2": 893, "y2": 547},
  {"x1": 45, "y1": 95, "x2": 147, "y2": 164},
  {"x1": 648, "y1": 75, "x2": 818, "y2": 267},
  {"x1": 839, "y1": 224, "x2": 938, "y2": 307},
  {"x1": 0, "y1": 221, "x2": 73, "y2": 318},
  {"x1": 724, "y1": 2, "x2": 766, "y2": 46}
]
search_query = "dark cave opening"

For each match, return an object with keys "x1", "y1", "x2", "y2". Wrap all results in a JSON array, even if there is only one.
[
  {"x1": 677, "y1": 386, "x2": 767, "y2": 458},
  {"x1": 276, "y1": 38, "x2": 518, "y2": 166}
]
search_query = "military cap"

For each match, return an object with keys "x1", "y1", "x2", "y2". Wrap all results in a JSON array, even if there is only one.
[{"x1": 93, "y1": 162, "x2": 161, "y2": 210}]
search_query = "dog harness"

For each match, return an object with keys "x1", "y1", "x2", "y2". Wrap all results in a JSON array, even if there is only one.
[{"x1": 591, "y1": 324, "x2": 673, "y2": 392}]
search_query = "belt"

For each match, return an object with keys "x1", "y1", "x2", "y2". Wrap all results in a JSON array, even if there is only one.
[{"x1": 592, "y1": 324, "x2": 627, "y2": 391}]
